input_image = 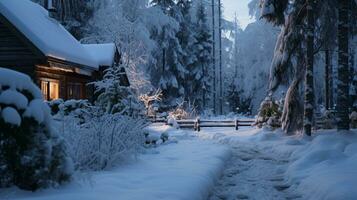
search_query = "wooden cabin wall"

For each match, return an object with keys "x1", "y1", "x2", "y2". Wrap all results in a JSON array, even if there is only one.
[{"x1": 0, "y1": 15, "x2": 45, "y2": 79}]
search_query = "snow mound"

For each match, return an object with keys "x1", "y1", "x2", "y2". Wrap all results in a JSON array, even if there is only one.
[
  {"x1": 286, "y1": 131, "x2": 357, "y2": 200},
  {"x1": 0, "y1": 90, "x2": 28, "y2": 110},
  {"x1": 1, "y1": 107, "x2": 21, "y2": 126}
]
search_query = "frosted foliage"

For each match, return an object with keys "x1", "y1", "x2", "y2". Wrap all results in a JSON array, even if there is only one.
[
  {"x1": 227, "y1": 20, "x2": 278, "y2": 114},
  {"x1": 60, "y1": 112, "x2": 146, "y2": 171},
  {"x1": 261, "y1": 0, "x2": 274, "y2": 16},
  {"x1": 86, "y1": 0, "x2": 156, "y2": 94}
]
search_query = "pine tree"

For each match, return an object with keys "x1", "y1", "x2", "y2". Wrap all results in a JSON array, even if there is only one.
[
  {"x1": 218, "y1": 0, "x2": 223, "y2": 114},
  {"x1": 34, "y1": 0, "x2": 93, "y2": 38},
  {"x1": 151, "y1": 0, "x2": 187, "y2": 109},
  {"x1": 176, "y1": 0, "x2": 197, "y2": 104},
  {"x1": 337, "y1": 0, "x2": 350, "y2": 130},
  {"x1": 226, "y1": 14, "x2": 241, "y2": 113},
  {"x1": 211, "y1": 0, "x2": 217, "y2": 114},
  {"x1": 94, "y1": 64, "x2": 139, "y2": 115},
  {"x1": 188, "y1": 1, "x2": 212, "y2": 111}
]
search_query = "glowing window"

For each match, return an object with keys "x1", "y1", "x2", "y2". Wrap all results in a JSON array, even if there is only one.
[{"x1": 40, "y1": 79, "x2": 59, "y2": 100}]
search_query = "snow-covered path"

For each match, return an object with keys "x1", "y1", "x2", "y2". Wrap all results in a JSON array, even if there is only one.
[
  {"x1": 1, "y1": 123, "x2": 356, "y2": 200},
  {"x1": 200, "y1": 127, "x2": 357, "y2": 200},
  {"x1": 208, "y1": 138, "x2": 300, "y2": 200}
]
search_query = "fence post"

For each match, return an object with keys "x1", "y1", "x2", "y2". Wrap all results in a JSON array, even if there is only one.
[
  {"x1": 194, "y1": 119, "x2": 197, "y2": 131},
  {"x1": 235, "y1": 118, "x2": 239, "y2": 130},
  {"x1": 196, "y1": 117, "x2": 201, "y2": 132}
]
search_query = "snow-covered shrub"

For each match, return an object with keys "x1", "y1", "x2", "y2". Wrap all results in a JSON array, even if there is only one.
[
  {"x1": 61, "y1": 113, "x2": 146, "y2": 170},
  {"x1": 254, "y1": 97, "x2": 282, "y2": 128},
  {"x1": 168, "y1": 101, "x2": 197, "y2": 120},
  {"x1": 47, "y1": 98, "x2": 64, "y2": 115},
  {"x1": 167, "y1": 117, "x2": 179, "y2": 129},
  {"x1": 321, "y1": 110, "x2": 337, "y2": 129},
  {"x1": 139, "y1": 89, "x2": 162, "y2": 116},
  {"x1": 351, "y1": 111, "x2": 357, "y2": 129},
  {"x1": 0, "y1": 68, "x2": 72, "y2": 191}
]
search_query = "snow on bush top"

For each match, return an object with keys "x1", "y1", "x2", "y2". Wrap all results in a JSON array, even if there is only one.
[
  {"x1": 0, "y1": 0, "x2": 98, "y2": 69},
  {"x1": 0, "y1": 68, "x2": 51, "y2": 125},
  {"x1": 0, "y1": 68, "x2": 42, "y2": 99}
]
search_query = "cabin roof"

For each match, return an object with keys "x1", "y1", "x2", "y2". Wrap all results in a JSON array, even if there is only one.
[
  {"x1": 0, "y1": 0, "x2": 99, "y2": 70},
  {"x1": 83, "y1": 43, "x2": 116, "y2": 67}
]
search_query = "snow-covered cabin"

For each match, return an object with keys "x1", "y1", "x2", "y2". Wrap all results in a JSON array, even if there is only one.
[{"x1": 0, "y1": 0, "x2": 129, "y2": 101}]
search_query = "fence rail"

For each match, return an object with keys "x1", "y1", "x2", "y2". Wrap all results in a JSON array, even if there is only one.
[{"x1": 173, "y1": 118, "x2": 255, "y2": 132}]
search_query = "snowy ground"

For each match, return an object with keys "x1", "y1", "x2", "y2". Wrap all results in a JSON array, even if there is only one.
[
  {"x1": 0, "y1": 125, "x2": 230, "y2": 200},
  {"x1": 201, "y1": 127, "x2": 357, "y2": 200},
  {"x1": 1, "y1": 123, "x2": 357, "y2": 200}
]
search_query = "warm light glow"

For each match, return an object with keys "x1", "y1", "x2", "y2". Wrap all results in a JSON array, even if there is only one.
[
  {"x1": 41, "y1": 81, "x2": 49, "y2": 100},
  {"x1": 40, "y1": 79, "x2": 60, "y2": 100},
  {"x1": 49, "y1": 82, "x2": 59, "y2": 100}
]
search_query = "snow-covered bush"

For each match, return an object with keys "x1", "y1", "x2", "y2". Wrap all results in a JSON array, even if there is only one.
[
  {"x1": 321, "y1": 110, "x2": 337, "y2": 129},
  {"x1": 47, "y1": 98, "x2": 64, "y2": 115},
  {"x1": 0, "y1": 68, "x2": 72, "y2": 191},
  {"x1": 61, "y1": 112, "x2": 146, "y2": 171},
  {"x1": 51, "y1": 99, "x2": 96, "y2": 124},
  {"x1": 139, "y1": 89, "x2": 162, "y2": 116},
  {"x1": 254, "y1": 97, "x2": 282, "y2": 128},
  {"x1": 168, "y1": 101, "x2": 197, "y2": 120}
]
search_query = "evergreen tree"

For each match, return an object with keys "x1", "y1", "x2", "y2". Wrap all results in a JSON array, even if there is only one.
[
  {"x1": 188, "y1": 1, "x2": 212, "y2": 111},
  {"x1": 151, "y1": 0, "x2": 187, "y2": 109},
  {"x1": 211, "y1": 0, "x2": 217, "y2": 114},
  {"x1": 226, "y1": 14, "x2": 241, "y2": 113},
  {"x1": 94, "y1": 64, "x2": 142, "y2": 116},
  {"x1": 33, "y1": 0, "x2": 94, "y2": 38},
  {"x1": 176, "y1": 0, "x2": 196, "y2": 104},
  {"x1": 218, "y1": 0, "x2": 223, "y2": 114},
  {"x1": 337, "y1": 0, "x2": 350, "y2": 130}
]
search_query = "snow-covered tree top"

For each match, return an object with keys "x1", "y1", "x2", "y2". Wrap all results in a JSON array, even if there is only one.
[{"x1": 0, "y1": 0, "x2": 98, "y2": 69}]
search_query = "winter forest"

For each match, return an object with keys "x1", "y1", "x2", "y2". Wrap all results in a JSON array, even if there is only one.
[{"x1": 0, "y1": 0, "x2": 356, "y2": 199}]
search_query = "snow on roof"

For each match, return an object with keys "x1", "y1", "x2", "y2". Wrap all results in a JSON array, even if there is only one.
[
  {"x1": 0, "y1": 0, "x2": 99, "y2": 70},
  {"x1": 83, "y1": 43, "x2": 116, "y2": 67}
]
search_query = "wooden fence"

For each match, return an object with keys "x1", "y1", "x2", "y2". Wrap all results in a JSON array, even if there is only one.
[{"x1": 171, "y1": 118, "x2": 255, "y2": 132}]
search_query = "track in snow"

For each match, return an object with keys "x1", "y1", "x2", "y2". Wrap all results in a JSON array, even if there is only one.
[{"x1": 208, "y1": 141, "x2": 301, "y2": 200}]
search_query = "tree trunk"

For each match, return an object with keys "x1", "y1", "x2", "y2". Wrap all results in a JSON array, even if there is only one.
[
  {"x1": 202, "y1": 64, "x2": 206, "y2": 109},
  {"x1": 303, "y1": 0, "x2": 315, "y2": 136},
  {"x1": 325, "y1": 50, "x2": 331, "y2": 109},
  {"x1": 337, "y1": 0, "x2": 350, "y2": 130},
  {"x1": 211, "y1": 0, "x2": 216, "y2": 114},
  {"x1": 162, "y1": 48, "x2": 166, "y2": 73},
  {"x1": 218, "y1": 0, "x2": 223, "y2": 115},
  {"x1": 282, "y1": 45, "x2": 305, "y2": 134}
]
